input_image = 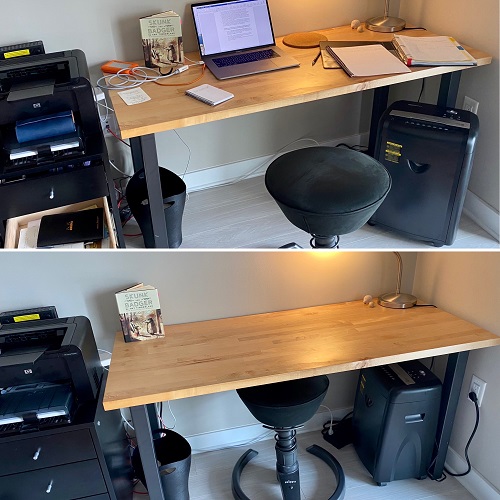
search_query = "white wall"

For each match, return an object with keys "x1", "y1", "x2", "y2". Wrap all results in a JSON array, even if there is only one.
[
  {"x1": 413, "y1": 252, "x2": 500, "y2": 494},
  {"x1": 0, "y1": 250, "x2": 415, "y2": 436},
  {"x1": 400, "y1": 0, "x2": 500, "y2": 214}
]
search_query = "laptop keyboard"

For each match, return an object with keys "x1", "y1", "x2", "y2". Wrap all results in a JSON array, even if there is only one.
[{"x1": 212, "y1": 49, "x2": 278, "y2": 68}]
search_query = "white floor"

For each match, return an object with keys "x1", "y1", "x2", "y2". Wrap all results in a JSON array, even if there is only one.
[
  {"x1": 132, "y1": 430, "x2": 475, "y2": 499},
  {"x1": 123, "y1": 176, "x2": 499, "y2": 250}
]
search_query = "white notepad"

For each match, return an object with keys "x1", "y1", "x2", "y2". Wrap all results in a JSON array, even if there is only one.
[{"x1": 186, "y1": 84, "x2": 234, "y2": 106}]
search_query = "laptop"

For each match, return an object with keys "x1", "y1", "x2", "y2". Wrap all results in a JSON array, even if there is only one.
[{"x1": 191, "y1": 0, "x2": 300, "y2": 80}]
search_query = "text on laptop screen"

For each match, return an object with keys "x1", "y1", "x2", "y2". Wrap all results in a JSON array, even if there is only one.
[{"x1": 192, "y1": 0, "x2": 275, "y2": 56}]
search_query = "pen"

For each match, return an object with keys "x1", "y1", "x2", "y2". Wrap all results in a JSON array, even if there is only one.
[{"x1": 312, "y1": 50, "x2": 321, "y2": 66}]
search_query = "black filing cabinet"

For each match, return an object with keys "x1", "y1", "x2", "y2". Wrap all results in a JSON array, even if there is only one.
[
  {"x1": 370, "y1": 100, "x2": 479, "y2": 246},
  {"x1": 0, "y1": 383, "x2": 133, "y2": 499}
]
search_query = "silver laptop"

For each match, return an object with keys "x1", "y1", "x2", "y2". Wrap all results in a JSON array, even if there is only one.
[{"x1": 191, "y1": 0, "x2": 300, "y2": 80}]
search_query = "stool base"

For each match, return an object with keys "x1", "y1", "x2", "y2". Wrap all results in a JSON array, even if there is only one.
[{"x1": 231, "y1": 441, "x2": 346, "y2": 500}]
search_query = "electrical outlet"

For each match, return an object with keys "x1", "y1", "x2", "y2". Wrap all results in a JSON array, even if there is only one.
[
  {"x1": 101, "y1": 118, "x2": 112, "y2": 138},
  {"x1": 463, "y1": 96, "x2": 479, "y2": 114},
  {"x1": 101, "y1": 112, "x2": 117, "y2": 139},
  {"x1": 468, "y1": 374, "x2": 486, "y2": 406}
]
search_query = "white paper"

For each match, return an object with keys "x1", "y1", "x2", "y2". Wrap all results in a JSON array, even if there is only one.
[
  {"x1": 328, "y1": 44, "x2": 411, "y2": 77},
  {"x1": 117, "y1": 87, "x2": 152, "y2": 105},
  {"x1": 394, "y1": 35, "x2": 476, "y2": 64}
]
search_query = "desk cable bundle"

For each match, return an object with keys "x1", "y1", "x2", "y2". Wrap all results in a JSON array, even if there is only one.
[{"x1": 96, "y1": 59, "x2": 205, "y2": 91}]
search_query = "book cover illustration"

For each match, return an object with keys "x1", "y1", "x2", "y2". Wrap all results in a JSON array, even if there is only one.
[
  {"x1": 116, "y1": 284, "x2": 165, "y2": 342},
  {"x1": 140, "y1": 11, "x2": 184, "y2": 68}
]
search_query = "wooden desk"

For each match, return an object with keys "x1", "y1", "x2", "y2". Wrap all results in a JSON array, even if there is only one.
[
  {"x1": 107, "y1": 25, "x2": 491, "y2": 248},
  {"x1": 104, "y1": 300, "x2": 500, "y2": 499}
]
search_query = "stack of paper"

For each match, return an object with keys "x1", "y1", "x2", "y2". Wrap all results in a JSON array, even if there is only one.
[
  {"x1": 325, "y1": 44, "x2": 411, "y2": 77},
  {"x1": 392, "y1": 35, "x2": 477, "y2": 66}
]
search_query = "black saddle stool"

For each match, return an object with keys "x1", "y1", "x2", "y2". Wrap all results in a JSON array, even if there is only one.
[
  {"x1": 265, "y1": 147, "x2": 391, "y2": 248},
  {"x1": 232, "y1": 376, "x2": 346, "y2": 500}
]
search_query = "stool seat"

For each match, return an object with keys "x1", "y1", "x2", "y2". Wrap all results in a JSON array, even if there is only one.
[
  {"x1": 265, "y1": 147, "x2": 391, "y2": 245},
  {"x1": 237, "y1": 376, "x2": 329, "y2": 428}
]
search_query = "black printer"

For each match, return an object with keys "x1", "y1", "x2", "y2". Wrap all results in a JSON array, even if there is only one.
[
  {"x1": 0, "y1": 316, "x2": 133, "y2": 499},
  {"x1": 0, "y1": 316, "x2": 102, "y2": 433},
  {"x1": 0, "y1": 50, "x2": 123, "y2": 247}
]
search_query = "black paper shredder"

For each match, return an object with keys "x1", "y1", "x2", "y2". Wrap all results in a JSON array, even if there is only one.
[
  {"x1": 370, "y1": 100, "x2": 479, "y2": 246},
  {"x1": 352, "y1": 360, "x2": 442, "y2": 486}
]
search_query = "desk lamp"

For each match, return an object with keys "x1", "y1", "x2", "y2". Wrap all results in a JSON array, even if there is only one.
[
  {"x1": 366, "y1": 0, "x2": 406, "y2": 32},
  {"x1": 378, "y1": 252, "x2": 417, "y2": 308}
]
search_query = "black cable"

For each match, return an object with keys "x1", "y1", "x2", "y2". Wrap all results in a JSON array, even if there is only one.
[
  {"x1": 159, "y1": 67, "x2": 174, "y2": 76},
  {"x1": 417, "y1": 79, "x2": 425, "y2": 102},
  {"x1": 444, "y1": 392, "x2": 480, "y2": 477},
  {"x1": 335, "y1": 143, "x2": 368, "y2": 152},
  {"x1": 429, "y1": 357, "x2": 435, "y2": 371}
]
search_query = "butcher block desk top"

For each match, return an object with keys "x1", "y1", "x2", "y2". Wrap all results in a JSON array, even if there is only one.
[
  {"x1": 103, "y1": 300, "x2": 500, "y2": 410},
  {"x1": 107, "y1": 25, "x2": 491, "y2": 140}
]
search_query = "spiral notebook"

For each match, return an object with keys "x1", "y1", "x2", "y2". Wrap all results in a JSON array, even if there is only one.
[{"x1": 186, "y1": 84, "x2": 234, "y2": 106}]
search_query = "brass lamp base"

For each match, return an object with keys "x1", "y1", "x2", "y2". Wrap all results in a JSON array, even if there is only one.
[
  {"x1": 365, "y1": 16, "x2": 406, "y2": 33},
  {"x1": 378, "y1": 292, "x2": 417, "y2": 309}
]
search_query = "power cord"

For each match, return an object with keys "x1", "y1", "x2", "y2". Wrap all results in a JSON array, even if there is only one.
[
  {"x1": 96, "y1": 62, "x2": 205, "y2": 91},
  {"x1": 428, "y1": 391, "x2": 480, "y2": 481},
  {"x1": 444, "y1": 391, "x2": 480, "y2": 477}
]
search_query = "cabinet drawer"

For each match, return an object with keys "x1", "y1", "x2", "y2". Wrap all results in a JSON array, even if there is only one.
[
  {"x1": 4, "y1": 196, "x2": 117, "y2": 248},
  {"x1": 0, "y1": 459, "x2": 107, "y2": 500},
  {"x1": 0, "y1": 165, "x2": 107, "y2": 222},
  {"x1": 0, "y1": 429, "x2": 96, "y2": 476}
]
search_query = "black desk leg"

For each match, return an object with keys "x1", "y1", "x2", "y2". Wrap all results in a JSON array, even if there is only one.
[
  {"x1": 437, "y1": 71, "x2": 461, "y2": 108},
  {"x1": 129, "y1": 134, "x2": 170, "y2": 248},
  {"x1": 130, "y1": 404, "x2": 165, "y2": 499},
  {"x1": 429, "y1": 350, "x2": 469, "y2": 479},
  {"x1": 368, "y1": 86, "x2": 389, "y2": 157}
]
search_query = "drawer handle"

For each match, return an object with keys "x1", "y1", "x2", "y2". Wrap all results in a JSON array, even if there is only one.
[
  {"x1": 46, "y1": 480, "x2": 54, "y2": 493},
  {"x1": 33, "y1": 447, "x2": 42, "y2": 460},
  {"x1": 49, "y1": 188, "x2": 55, "y2": 200}
]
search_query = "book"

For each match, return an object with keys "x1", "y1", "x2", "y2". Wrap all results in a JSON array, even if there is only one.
[
  {"x1": 325, "y1": 44, "x2": 411, "y2": 78},
  {"x1": 140, "y1": 11, "x2": 184, "y2": 69},
  {"x1": 392, "y1": 35, "x2": 477, "y2": 66},
  {"x1": 186, "y1": 84, "x2": 234, "y2": 106},
  {"x1": 36, "y1": 207, "x2": 104, "y2": 248},
  {"x1": 115, "y1": 284, "x2": 165, "y2": 342}
]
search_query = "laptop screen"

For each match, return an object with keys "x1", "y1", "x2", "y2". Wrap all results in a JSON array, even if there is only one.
[{"x1": 192, "y1": 0, "x2": 275, "y2": 56}]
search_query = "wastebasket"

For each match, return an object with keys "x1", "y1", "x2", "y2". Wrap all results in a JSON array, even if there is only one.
[
  {"x1": 132, "y1": 429, "x2": 191, "y2": 499},
  {"x1": 126, "y1": 168, "x2": 186, "y2": 248}
]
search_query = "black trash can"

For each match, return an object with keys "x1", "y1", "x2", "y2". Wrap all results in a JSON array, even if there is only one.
[
  {"x1": 132, "y1": 429, "x2": 191, "y2": 499},
  {"x1": 126, "y1": 168, "x2": 186, "y2": 248}
]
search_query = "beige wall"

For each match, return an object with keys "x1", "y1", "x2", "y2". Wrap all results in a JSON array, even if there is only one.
[
  {"x1": 400, "y1": 0, "x2": 500, "y2": 213},
  {"x1": 413, "y1": 252, "x2": 500, "y2": 492}
]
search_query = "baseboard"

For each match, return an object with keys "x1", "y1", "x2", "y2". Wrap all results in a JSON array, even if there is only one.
[
  {"x1": 183, "y1": 133, "x2": 368, "y2": 193},
  {"x1": 463, "y1": 190, "x2": 500, "y2": 241},
  {"x1": 445, "y1": 446, "x2": 500, "y2": 499},
  {"x1": 186, "y1": 407, "x2": 352, "y2": 455}
]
